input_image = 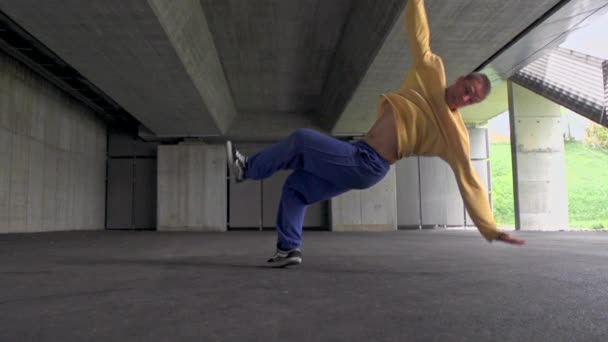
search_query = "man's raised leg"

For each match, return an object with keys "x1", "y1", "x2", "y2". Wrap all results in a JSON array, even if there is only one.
[{"x1": 227, "y1": 128, "x2": 360, "y2": 183}]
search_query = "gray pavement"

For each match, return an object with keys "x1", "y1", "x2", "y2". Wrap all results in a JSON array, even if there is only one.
[{"x1": 1, "y1": 230, "x2": 607, "y2": 342}]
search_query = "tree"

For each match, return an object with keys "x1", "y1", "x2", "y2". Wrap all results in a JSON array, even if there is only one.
[{"x1": 585, "y1": 123, "x2": 608, "y2": 150}]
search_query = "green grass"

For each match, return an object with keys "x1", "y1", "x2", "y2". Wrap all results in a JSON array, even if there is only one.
[
  {"x1": 489, "y1": 142, "x2": 608, "y2": 229},
  {"x1": 489, "y1": 144, "x2": 516, "y2": 227},
  {"x1": 563, "y1": 142, "x2": 608, "y2": 228}
]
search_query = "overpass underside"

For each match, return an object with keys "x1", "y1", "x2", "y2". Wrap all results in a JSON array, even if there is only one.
[{"x1": 1, "y1": 0, "x2": 607, "y2": 139}]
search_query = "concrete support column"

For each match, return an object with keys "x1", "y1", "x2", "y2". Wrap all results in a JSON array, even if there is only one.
[
  {"x1": 508, "y1": 81, "x2": 569, "y2": 230},
  {"x1": 331, "y1": 166, "x2": 397, "y2": 232},
  {"x1": 157, "y1": 143, "x2": 226, "y2": 231}
]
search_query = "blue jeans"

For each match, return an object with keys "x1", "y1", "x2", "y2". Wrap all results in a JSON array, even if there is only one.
[{"x1": 244, "y1": 128, "x2": 390, "y2": 250}]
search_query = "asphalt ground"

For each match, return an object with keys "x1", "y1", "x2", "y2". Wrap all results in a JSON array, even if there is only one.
[{"x1": 1, "y1": 230, "x2": 607, "y2": 342}]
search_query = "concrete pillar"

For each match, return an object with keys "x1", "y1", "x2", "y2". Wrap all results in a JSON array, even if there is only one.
[
  {"x1": 331, "y1": 166, "x2": 397, "y2": 232},
  {"x1": 465, "y1": 127, "x2": 492, "y2": 227},
  {"x1": 508, "y1": 81, "x2": 569, "y2": 230},
  {"x1": 157, "y1": 143, "x2": 227, "y2": 231}
]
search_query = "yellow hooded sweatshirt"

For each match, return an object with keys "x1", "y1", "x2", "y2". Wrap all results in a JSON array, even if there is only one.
[{"x1": 379, "y1": 0, "x2": 502, "y2": 241}]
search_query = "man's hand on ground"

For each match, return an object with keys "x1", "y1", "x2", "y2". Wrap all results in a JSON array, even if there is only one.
[{"x1": 496, "y1": 232, "x2": 526, "y2": 245}]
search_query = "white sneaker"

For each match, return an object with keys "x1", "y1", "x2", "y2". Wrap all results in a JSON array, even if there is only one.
[
  {"x1": 226, "y1": 141, "x2": 248, "y2": 183},
  {"x1": 267, "y1": 248, "x2": 302, "y2": 268}
]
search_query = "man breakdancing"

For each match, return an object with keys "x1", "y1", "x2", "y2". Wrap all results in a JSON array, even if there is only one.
[{"x1": 227, "y1": 0, "x2": 525, "y2": 267}]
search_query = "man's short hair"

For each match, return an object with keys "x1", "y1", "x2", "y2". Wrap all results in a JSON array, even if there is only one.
[{"x1": 465, "y1": 72, "x2": 492, "y2": 98}]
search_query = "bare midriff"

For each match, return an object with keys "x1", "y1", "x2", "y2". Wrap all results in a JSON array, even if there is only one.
[{"x1": 363, "y1": 101, "x2": 400, "y2": 164}]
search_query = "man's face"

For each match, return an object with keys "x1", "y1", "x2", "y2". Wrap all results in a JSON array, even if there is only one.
[{"x1": 447, "y1": 76, "x2": 487, "y2": 109}]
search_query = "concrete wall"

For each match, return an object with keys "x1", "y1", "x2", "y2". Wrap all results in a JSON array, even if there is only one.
[
  {"x1": 228, "y1": 143, "x2": 328, "y2": 230},
  {"x1": 157, "y1": 143, "x2": 226, "y2": 231},
  {"x1": 396, "y1": 128, "x2": 492, "y2": 228},
  {"x1": 331, "y1": 166, "x2": 397, "y2": 232},
  {"x1": 509, "y1": 82, "x2": 569, "y2": 230},
  {"x1": 106, "y1": 130, "x2": 158, "y2": 229},
  {"x1": 396, "y1": 157, "x2": 421, "y2": 228},
  {"x1": 0, "y1": 52, "x2": 107, "y2": 234},
  {"x1": 420, "y1": 157, "x2": 464, "y2": 226}
]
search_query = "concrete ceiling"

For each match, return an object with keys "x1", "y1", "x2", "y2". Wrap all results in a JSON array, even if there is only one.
[
  {"x1": 200, "y1": 0, "x2": 352, "y2": 115},
  {"x1": 0, "y1": 0, "x2": 235, "y2": 137},
  {"x1": 0, "y1": 0, "x2": 607, "y2": 140}
]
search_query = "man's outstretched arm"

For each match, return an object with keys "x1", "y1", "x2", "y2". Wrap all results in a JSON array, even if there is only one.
[
  {"x1": 406, "y1": 0, "x2": 431, "y2": 61},
  {"x1": 451, "y1": 158, "x2": 526, "y2": 245}
]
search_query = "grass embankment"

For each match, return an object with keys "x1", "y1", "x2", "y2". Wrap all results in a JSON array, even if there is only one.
[{"x1": 490, "y1": 142, "x2": 608, "y2": 229}]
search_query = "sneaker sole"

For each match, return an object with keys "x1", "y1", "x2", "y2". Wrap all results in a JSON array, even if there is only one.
[{"x1": 269, "y1": 257, "x2": 302, "y2": 268}]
